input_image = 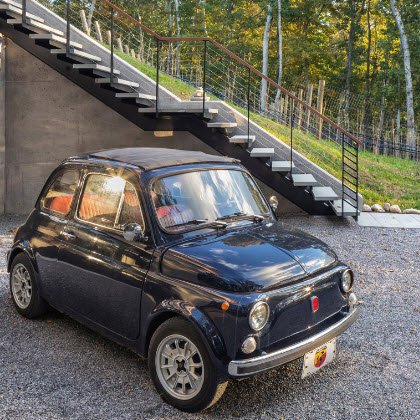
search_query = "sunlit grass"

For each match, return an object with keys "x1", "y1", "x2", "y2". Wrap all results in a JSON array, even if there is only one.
[{"x1": 107, "y1": 48, "x2": 420, "y2": 209}]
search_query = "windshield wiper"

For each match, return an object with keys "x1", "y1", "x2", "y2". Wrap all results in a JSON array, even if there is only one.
[
  {"x1": 217, "y1": 212, "x2": 265, "y2": 222},
  {"x1": 165, "y1": 219, "x2": 228, "y2": 230}
]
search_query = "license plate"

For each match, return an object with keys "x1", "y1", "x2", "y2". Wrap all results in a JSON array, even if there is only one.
[{"x1": 302, "y1": 338, "x2": 336, "y2": 379}]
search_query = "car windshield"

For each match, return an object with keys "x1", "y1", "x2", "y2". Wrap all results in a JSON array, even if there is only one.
[{"x1": 151, "y1": 169, "x2": 271, "y2": 232}]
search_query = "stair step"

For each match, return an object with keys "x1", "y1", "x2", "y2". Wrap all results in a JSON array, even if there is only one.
[
  {"x1": 207, "y1": 122, "x2": 237, "y2": 128},
  {"x1": 291, "y1": 173, "x2": 318, "y2": 187},
  {"x1": 229, "y1": 135, "x2": 256, "y2": 144},
  {"x1": 116, "y1": 92, "x2": 156, "y2": 100},
  {"x1": 29, "y1": 33, "x2": 83, "y2": 50},
  {"x1": 250, "y1": 148, "x2": 275, "y2": 158},
  {"x1": 272, "y1": 161, "x2": 295, "y2": 172},
  {"x1": 8, "y1": 17, "x2": 64, "y2": 37},
  {"x1": 95, "y1": 77, "x2": 140, "y2": 88},
  {"x1": 312, "y1": 187, "x2": 339, "y2": 201},
  {"x1": 331, "y1": 200, "x2": 360, "y2": 217},
  {"x1": 50, "y1": 48, "x2": 101, "y2": 63},
  {"x1": 74, "y1": 64, "x2": 120, "y2": 75},
  {"x1": 138, "y1": 107, "x2": 218, "y2": 114},
  {"x1": 0, "y1": 4, "x2": 44, "y2": 23}
]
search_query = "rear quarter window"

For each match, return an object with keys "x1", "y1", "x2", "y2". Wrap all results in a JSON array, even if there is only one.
[{"x1": 41, "y1": 170, "x2": 79, "y2": 215}]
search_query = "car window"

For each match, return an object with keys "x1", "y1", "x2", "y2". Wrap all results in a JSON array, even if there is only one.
[
  {"x1": 41, "y1": 170, "x2": 79, "y2": 215},
  {"x1": 117, "y1": 182, "x2": 145, "y2": 230},
  {"x1": 78, "y1": 174, "x2": 125, "y2": 228}
]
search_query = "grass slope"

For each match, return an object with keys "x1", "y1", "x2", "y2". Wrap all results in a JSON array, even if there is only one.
[{"x1": 113, "y1": 48, "x2": 420, "y2": 209}]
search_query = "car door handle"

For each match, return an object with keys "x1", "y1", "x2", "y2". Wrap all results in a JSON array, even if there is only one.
[{"x1": 61, "y1": 231, "x2": 77, "y2": 240}]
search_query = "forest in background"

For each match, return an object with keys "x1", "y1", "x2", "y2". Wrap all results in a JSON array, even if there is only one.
[{"x1": 95, "y1": 0, "x2": 418, "y2": 149}]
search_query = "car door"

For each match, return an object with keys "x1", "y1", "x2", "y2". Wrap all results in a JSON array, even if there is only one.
[
  {"x1": 57, "y1": 169, "x2": 153, "y2": 340},
  {"x1": 33, "y1": 167, "x2": 81, "y2": 302}
]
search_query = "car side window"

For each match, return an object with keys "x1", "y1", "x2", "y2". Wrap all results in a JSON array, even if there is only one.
[
  {"x1": 41, "y1": 170, "x2": 79, "y2": 216},
  {"x1": 78, "y1": 174, "x2": 125, "y2": 228},
  {"x1": 78, "y1": 174, "x2": 145, "y2": 231}
]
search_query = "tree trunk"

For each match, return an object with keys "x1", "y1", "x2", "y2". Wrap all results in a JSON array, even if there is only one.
[
  {"x1": 174, "y1": 0, "x2": 180, "y2": 76},
  {"x1": 363, "y1": 0, "x2": 372, "y2": 147},
  {"x1": 274, "y1": 0, "x2": 283, "y2": 111},
  {"x1": 87, "y1": 0, "x2": 96, "y2": 35},
  {"x1": 260, "y1": 4, "x2": 272, "y2": 113},
  {"x1": 390, "y1": 0, "x2": 416, "y2": 150},
  {"x1": 202, "y1": 0, "x2": 208, "y2": 36}
]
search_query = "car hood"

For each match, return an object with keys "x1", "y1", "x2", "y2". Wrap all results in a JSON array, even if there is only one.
[{"x1": 160, "y1": 221, "x2": 337, "y2": 292}]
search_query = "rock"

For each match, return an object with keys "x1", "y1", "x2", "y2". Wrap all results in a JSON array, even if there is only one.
[
  {"x1": 390, "y1": 205, "x2": 402, "y2": 214},
  {"x1": 190, "y1": 87, "x2": 209, "y2": 102},
  {"x1": 384, "y1": 203, "x2": 391, "y2": 212},
  {"x1": 371, "y1": 204, "x2": 385, "y2": 213},
  {"x1": 362, "y1": 204, "x2": 372, "y2": 212},
  {"x1": 404, "y1": 208, "x2": 420, "y2": 215}
]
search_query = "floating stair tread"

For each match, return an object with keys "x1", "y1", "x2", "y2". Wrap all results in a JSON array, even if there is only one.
[
  {"x1": 0, "y1": 4, "x2": 44, "y2": 23},
  {"x1": 29, "y1": 33, "x2": 83, "y2": 49},
  {"x1": 50, "y1": 48, "x2": 101, "y2": 62},
  {"x1": 272, "y1": 161, "x2": 295, "y2": 171},
  {"x1": 207, "y1": 122, "x2": 237, "y2": 128},
  {"x1": 8, "y1": 17, "x2": 64, "y2": 36},
  {"x1": 229, "y1": 135, "x2": 256, "y2": 144},
  {"x1": 331, "y1": 200, "x2": 360, "y2": 217},
  {"x1": 138, "y1": 107, "x2": 218, "y2": 114},
  {"x1": 312, "y1": 187, "x2": 338, "y2": 201},
  {"x1": 74, "y1": 64, "x2": 120, "y2": 75},
  {"x1": 291, "y1": 173, "x2": 318, "y2": 187},
  {"x1": 116, "y1": 92, "x2": 156, "y2": 100},
  {"x1": 95, "y1": 77, "x2": 140, "y2": 88},
  {"x1": 250, "y1": 148, "x2": 275, "y2": 157}
]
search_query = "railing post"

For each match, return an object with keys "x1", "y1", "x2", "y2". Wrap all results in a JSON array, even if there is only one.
[
  {"x1": 66, "y1": 0, "x2": 71, "y2": 54},
  {"x1": 110, "y1": 7, "x2": 114, "y2": 83},
  {"x1": 203, "y1": 40, "x2": 207, "y2": 117},
  {"x1": 247, "y1": 67, "x2": 251, "y2": 145},
  {"x1": 355, "y1": 140, "x2": 359, "y2": 221},
  {"x1": 341, "y1": 132, "x2": 345, "y2": 219},
  {"x1": 290, "y1": 98, "x2": 294, "y2": 174},
  {"x1": 22, "y1": 0, "x2": 27, "y2": 25},
  {"x1": 156, "y1": 38, "x2": 160, "y2": 118}
]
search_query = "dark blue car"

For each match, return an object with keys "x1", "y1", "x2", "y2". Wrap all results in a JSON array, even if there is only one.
[{"x1": 7, "y1": 148, "x2": 359, "y2": 412}]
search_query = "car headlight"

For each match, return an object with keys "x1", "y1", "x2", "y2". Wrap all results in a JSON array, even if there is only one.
[
  {"x1": 340, "y1": 269, "x2": 354, "y2": 293},
  {"x1": 249, "y1": 301, "x2": 269, "y2": 331}
]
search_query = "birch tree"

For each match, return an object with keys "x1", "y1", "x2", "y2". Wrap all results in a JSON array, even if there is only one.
[
  {"x1": 87, "y1": 0, "x2": 96, "y2": 35},
  {"x1": 390, "y1": 0, "x2": 416, "y2": 149},
  {"x1": 202, "y1": 0, "x2": 208, "y2": 37},
  {"x1": 174, "y1": 0, "x2": 181, "y2": 76},
  {"x1": 274, "y1": 0, "x2": 283, "y2": 111},
  {"x1": 260, "y1": 3, "x2": 272, "y2": 113}
]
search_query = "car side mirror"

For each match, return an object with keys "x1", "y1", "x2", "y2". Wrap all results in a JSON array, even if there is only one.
[
  {"x1": 123, "y1": 223, "x2": 146, "y2": 242},
  {"x1": 269, "y1": 196, "x2": 279, "y2": 212}
]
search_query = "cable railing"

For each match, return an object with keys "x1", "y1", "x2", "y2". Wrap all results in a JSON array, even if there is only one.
[{"x1": 24, "y1": 0, "x2": 363, "y2": 216}]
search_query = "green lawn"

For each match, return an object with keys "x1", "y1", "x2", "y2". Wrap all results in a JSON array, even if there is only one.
[{"x1": 111, "y1": 48, "x2": 420, "y2": 210}]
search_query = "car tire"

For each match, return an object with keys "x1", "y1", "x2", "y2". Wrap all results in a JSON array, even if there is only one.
[
  {"x1": 148, "y1": 317, "x2": 228, "y2": 412},
  {"x1": 10, "y1": 253, "x2": 48, "y2": 318}
]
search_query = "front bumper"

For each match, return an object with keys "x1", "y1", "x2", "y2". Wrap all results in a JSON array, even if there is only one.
[{"x1": 228, "y1": 307, "x2": 360, "y2": 377}]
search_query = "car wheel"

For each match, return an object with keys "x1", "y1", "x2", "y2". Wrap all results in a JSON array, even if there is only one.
[
  {"x1": 10, "y1": 253, "x2": 48, "y2": 318},
  {"x1": 148, "y1": 317, "x2": 228, "y2": 412}
]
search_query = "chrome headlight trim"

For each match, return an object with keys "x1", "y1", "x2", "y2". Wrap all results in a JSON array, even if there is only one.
[
  {"x1": 249, "y1": 301, "x2": 269, "y2": 331},
  {"x1": 340, "y1": 269, "x2": 354, "y2": 293}
]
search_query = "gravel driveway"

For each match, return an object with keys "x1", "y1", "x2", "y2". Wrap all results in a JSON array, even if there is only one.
[{"x1": 0, "y1": 214, "x2": 419, "y2": 420}]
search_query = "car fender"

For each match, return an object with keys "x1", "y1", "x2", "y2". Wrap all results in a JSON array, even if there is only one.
[
  {"x1": 146, "y1": 299, "x2": 227, "y2": 365},
  {"x1": 7, "y1": 242, "x2": 38, "y2": 274}
]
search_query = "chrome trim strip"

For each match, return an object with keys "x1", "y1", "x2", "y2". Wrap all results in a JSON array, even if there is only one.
[{"x1": 228, "y1": 307, "x2": 360, "y2": 377}]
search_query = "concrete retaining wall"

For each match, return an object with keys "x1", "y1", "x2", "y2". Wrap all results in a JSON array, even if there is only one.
[{"x1": 2, "y1": 40, "x2": 302, "y2": 216}]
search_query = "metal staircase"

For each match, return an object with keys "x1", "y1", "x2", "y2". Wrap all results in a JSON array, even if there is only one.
[{"x1": 0, "y1": 0, "x2": 361, "y2": 218}]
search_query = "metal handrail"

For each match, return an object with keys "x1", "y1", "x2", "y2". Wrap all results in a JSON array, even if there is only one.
[{"x1": 99, "y1": 0, "x2": 362, "y2": 146}]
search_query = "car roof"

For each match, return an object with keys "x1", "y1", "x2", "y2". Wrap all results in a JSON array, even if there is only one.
[{"x1": 68, "y1": 147, "x2": 240, "y2": 172}]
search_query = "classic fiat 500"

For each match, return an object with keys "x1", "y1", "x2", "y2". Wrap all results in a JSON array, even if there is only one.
[{"x1": 7, "y1": 148, "x2": 359, "y2": 412}]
